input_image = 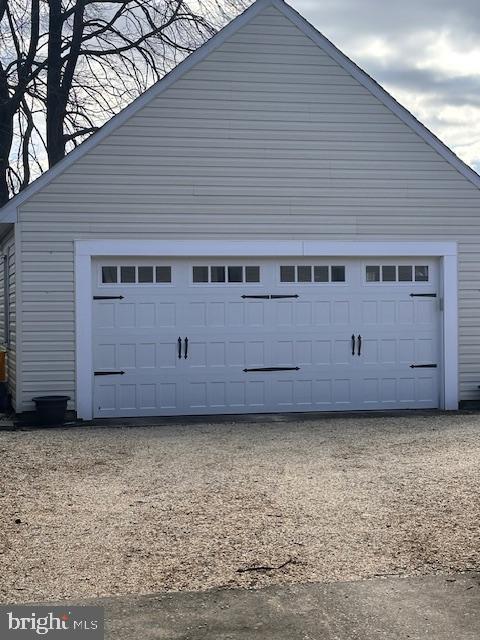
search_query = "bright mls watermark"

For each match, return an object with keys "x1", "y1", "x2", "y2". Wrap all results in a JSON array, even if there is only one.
[{"x1": 0, "y1": 606, "x2": 104, "y2": 639}]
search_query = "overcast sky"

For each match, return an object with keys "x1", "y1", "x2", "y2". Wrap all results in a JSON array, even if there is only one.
[{"x1": 289, "y1": 0, "x2": 480, "y2": 173}]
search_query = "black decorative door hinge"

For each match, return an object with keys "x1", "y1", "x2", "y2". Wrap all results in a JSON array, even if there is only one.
[
  {"x1": 270, "y1": 294, "x2": 299, "y2": 299},
  {"x1": 241, "y1": 295, "x2": 270, "y2": 299},
  {"x1": 94, "y1": 371, "x2": 125, "y2": 376},
  {"x1": 410, "y1": 364, "x2": 437, "y2": 369},
  {"x1": 244, "y1": 366, "x2": 300, "y2": 373},
  {"x1": 241, "y1": 294, "x2": 299, "y2": 300},
  {"x1": 93, "y1": 295, "x2": 125, "y2": 300},
  {"x1": 409, "y1": 293, "x2": 437, "y2": 298}
]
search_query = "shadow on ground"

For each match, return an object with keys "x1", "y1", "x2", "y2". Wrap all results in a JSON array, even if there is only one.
[{"x1": 52, "y1": 572, "x2": 480, "y2": 640}]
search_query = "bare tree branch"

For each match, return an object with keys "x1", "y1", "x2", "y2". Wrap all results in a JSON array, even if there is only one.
[
  {"x1": 20, "y1": 97, "x2": 33, "y2": 188},
  {"x1": 0, "y1": 0, "x2": 250, "y2": 202},
  {"x1": 64, "y1": 125, "x2": 98, "y2": 141}
]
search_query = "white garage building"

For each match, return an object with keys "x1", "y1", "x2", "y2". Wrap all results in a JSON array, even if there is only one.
[{"x1": 0, "y1": 0, "x2": 478, "y2": 419}]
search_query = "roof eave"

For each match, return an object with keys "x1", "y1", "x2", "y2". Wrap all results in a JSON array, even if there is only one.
[{"x1": 0, "y1": 206, "x2": 17, "y2": 224}]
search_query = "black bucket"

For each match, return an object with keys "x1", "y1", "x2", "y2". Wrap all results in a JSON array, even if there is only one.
[
  {"x1": 32, "y1": 396, "x2": 71, "y2": 426},
  {"x1": 0, "y1": 382, "x2": 9, "y2": 411}
]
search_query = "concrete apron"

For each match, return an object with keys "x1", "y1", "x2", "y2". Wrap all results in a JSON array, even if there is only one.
[{"x1": 53, "y1": 573, "x2": 480, "y2": 640}]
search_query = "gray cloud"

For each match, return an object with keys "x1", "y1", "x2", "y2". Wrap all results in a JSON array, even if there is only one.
[
  {"x1": 296, "y1": 0, "x2": 480, "y2": 45},
  {"x1": 291, "y1": 0, "x2": 480, "y2": 170},
  {"x1": 367, "y1": 65, "x2": 480, "y2": 107}
]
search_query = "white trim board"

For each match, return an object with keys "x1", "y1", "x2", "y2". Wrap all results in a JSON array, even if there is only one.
[
  {"x1": 2, "y1": 0, "x2": 480, "y2": 223},
  {"x1": 75, "y1": 239, "x2": 458, "y2": 258},
  {"x1": 75, "y1": 239, "x2": 458, "y2": 420}
]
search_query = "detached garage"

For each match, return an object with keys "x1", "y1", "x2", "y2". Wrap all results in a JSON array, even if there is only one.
[{"x1": 0, "y1": 0, "x2": 476, "y2": 419}]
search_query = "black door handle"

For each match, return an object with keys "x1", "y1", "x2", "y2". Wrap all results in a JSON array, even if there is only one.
[
  {"x1": 178, "y1": 337, "x2": 182, "y2": 359},
  {"x1": 357, "y1": 335, "x2": 362, "y2": 356},
  {"x1": 351, "y1": 334, "x2": 355, "y2": 356},
  {"x1": 184, "y1": 337, "x2": 189, "y2": 359}
]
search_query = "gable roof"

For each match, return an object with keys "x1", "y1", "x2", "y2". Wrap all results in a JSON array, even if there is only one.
[{"x1": 1, "y1": 0, "x2": 479, "y2": 223}]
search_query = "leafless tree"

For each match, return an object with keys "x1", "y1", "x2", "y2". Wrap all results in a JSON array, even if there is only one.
[{"x1": 0, "y1": 0, "x2": 248, "y2": 205}]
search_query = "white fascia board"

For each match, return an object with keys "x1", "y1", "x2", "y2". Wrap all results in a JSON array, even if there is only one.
[
  {"x1": 0, "y1": 208, "x2": 17, "y2": 224},
  {"x1": 76, "y1": 239, "x2": 306, "y2": 256},
  {"x1": 304, "y1": 241, "x2": 458, "y2": 257},
  {"x1": 271, "y1": 0, "x2": 480, "y2": 191},
  {"x1": 0, "y1": 0, "x2": 275, "y2": 224}
]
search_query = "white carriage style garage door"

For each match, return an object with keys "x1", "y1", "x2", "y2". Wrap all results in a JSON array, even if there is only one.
[{"x1": 92, "y1": 257, "x2": 441, "y2": 418}]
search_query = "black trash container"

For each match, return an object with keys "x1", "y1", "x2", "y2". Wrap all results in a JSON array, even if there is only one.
[
  {"x1": 0, "y1": 382, "x2": 9, "y2": 411},
  {"x1": 32, "y1": 396, "x2": 71, "y2": 426}
]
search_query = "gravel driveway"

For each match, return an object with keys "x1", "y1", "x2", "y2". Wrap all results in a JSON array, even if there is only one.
[{"x1": 1, "y1": 413, "x2": 479, "y2": 603}]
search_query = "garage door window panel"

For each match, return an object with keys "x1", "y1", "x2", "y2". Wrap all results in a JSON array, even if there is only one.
[
  {"x1": 298, "y1": 266, "x2": 312, "y2": 282},
  {"x1": 382, "y1": 266, "x2": 396, "y2": 282},
  {"x1": 192, "y1": 265, "x2": 261, "y2": 284},
  {"x1": 366, "y1": 266, "x2": 380, "y2": 282},
  {"x1": 155, "y1": 267, "x2": 172, "y2": 283},
  {"x1": 120, "y1": 266, "x2": 136, "y2": 283},
  {"x1": 366, "y1": 265, "x2": 429, "y2": 284},
  {"x1": 415, "y1": 266, "x2": 429, "y2": 282},
  {"x1": 101, "y1": 264, "x2": 172, "y2": 285},
  {"x1": 211, "y1": 266, "x2": 226, "y2": 283},
  {"x1": 331, "y1": 266, "x2": 346, "y2": 282},
  {"x1": 228, "y1": 266, "x2": 243, "y2": 283},
  {"x1": 398, "y1": 266, "x2": 413, "y2": 282},
  {"x1": 314, "y1": 266, "x2": 329, "y2": 282},
  {"x1": 102, "y1": 266, "x2": 118, "y2": 284},
  {"x1": 193, "y1": 266, "x2": 209, "y2": 283},
  {"x1": 138, "y1": 266, "x2": 154, "y2": 283},
  {"x1": 280, "y1": 265, "x2": 346, "y2": 283},
  {"x1": 280, "y1": 266, "x2": 295, "y2": 283},
  {"x1": 245, "y1": 266, "x2": 260, "y2": 283}
]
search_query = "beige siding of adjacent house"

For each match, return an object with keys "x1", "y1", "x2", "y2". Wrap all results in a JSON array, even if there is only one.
[
  {"x1": 0, "y1": 228, "x2": 17, "y2": 409},
  {"x1": 15, "y1": 4, "x2": 480, "y2": 412}
]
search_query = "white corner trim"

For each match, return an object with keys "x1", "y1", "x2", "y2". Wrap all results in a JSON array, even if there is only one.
[
  {"x1": 14, "y1": 223, "x2": 23, "y2": 413},
  {"x1": 75, "y1": 247, "x2": 94, "y2": 421},
  {"x1": 74, "y1": 239, "x2": 458, "y2": 419},
  {"x1": 442, "y1": 254, "x2": 459, "y2": 410}
]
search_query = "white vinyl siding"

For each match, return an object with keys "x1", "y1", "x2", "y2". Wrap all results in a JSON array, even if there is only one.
[
  {"x1": 0, "y1": 240, "x2": 6, "y2": 343},
  {"x1": 0, "y1": 229, "x2": 16, "y2": 408},
  {"x1": 13, "y1": 4, "x2": 480, "y2": 411}
]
